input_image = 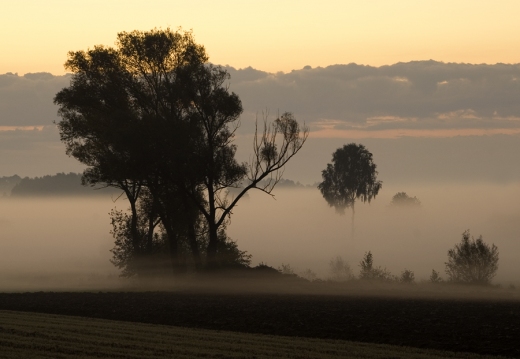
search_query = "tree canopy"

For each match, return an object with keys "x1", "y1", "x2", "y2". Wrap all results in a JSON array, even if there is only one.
[
  {"x1": 318, "y1": 143, "x2": 382, "y2": 232},
  {"x1": 54, "y1": 28, "x2": 308, "y2": 275},
  {"x1": 390, "y1": 192, "x2": 421, "y2": 207}
]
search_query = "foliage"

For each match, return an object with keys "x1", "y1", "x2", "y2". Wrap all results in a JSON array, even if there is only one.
[
  {"x1": 328, "y1": 256, "x2": 354, "y2": 281},
  {"x1": 278, "y1": 263, "x2": 295, "y2": 275},
  {"x1": 109, "y1": 195, "x2": 251, "y2": 277},
  {"x1": 359, "y1": 251, "x2": 394, "y2": 281},
  {"x1": 390, "y1": 192, "x2": 421, "y2": 207},
  {"x1": 399, "y1": 269, "x2": 415, "y2": 284},
  {"x1": 10, "y1": 173, "x2": 116, "y2": 197},
  {"x1": 429, "y1": 269, "x2": 443, "y2": 283},
  {"x1": 445, "y1": 230, "x2": 499, "y2": 285},
  {"x1": 318, "y1": 143, "x2": 382, "y2": 215},
  {"x1": 54, "y1": 28, "x2": 307, "y2": 275}
]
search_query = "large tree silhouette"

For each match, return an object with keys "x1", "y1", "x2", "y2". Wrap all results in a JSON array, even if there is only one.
[
  {"x1": 54, "y1": 28, "x2": 307, "y2": 273},
  {"x1": 318, "y1": 143, "x2": 382, "y2": 234}
]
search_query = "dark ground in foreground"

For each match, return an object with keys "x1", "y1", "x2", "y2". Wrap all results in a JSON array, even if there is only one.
[{"x1": 0, "y1": 287, "x2": 519, "y2": 358}]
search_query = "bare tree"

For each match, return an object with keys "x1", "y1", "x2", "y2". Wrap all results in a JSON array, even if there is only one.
[{"x1": 189, "y1": 109, "x2": 309, "y2": 265}]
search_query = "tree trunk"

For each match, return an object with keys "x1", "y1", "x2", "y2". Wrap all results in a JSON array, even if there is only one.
[
  {"x1": 160, "y1": 214, "x2": 184, "y2": 275},
  {"x1": 187, "y1": 222, "x2": 202, "y2": 270},
  {"x1": 206, "y1": 222, "x2": 219, "y2": 269},
  {"x1": 351, "y1": 203, "x2": 355, "y2": 238}
]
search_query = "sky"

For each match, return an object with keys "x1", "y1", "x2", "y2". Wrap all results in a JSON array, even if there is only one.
[{"x1": 2, "y1": 1, "x2": 520, "y2": 75}]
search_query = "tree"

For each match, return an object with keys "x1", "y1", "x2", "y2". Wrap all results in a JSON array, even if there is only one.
[
  {"x1": 445, "y1": 230, "x2": 499, "y2": 285},
  {"x1": 390, "y1": 192, "x2": 421, "y2": 207},
  {"x1": 358, "y1": 251, "x2": 394, "y2": 281},
  {"x1": 429, "y1": 269, "x2": 443, "y2": 283},
  {"x1": 54, "y1": 28, "x2": 307, "y2": 273},
  {"x1": 55, "y1": 28, "x2": 208, "y2": 274},
  {"x1": 318, "y1": 144, "x2": 382, "y2": 233},
  {"x1": 399, "y1": 269, "x2": 415, "y2": 284}
]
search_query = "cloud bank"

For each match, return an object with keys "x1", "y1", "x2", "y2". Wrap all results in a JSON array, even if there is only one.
[
  {"x1": 225, "y1": 61, "x2": 520, "y2": 136},
  {"x1": 2, "y1": 62, "x2": 520, "y2": 181},
  {"x1": 0, "y1": 72, "x2": 70, "y2": 127},
  {"x1": 2, "y1": 61, "x2": 520, "y2": 136}
]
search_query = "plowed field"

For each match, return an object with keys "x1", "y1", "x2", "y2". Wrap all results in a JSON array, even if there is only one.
[{"x1": 0, "y1": 291, "x2": 519, "y2": 357}]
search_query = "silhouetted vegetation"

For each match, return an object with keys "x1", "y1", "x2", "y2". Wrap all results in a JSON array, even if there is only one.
[
  {"x1": 54, "y1": 28, "x2": 307, "y2": 275},
  {"x1": 390, "y1": 192, "x2": 421, "y2": 207},
  {"x1": 445, "y1": 230, "x2": 499, "y2": 285},
  {"x1": 429, "y1": 269, "x2": 443, "y2": 283},
  {"x1": 318, "y1": 144, "x2": 382, "y2": 233},
  {"x1": 9, "y1": 173, "x2": 119, "y2": 197},
  {"x1": 358, "y1": 251, "x2": 394, "y2": 281},
  {"x1": 399, "y1": 269, "x2": 415, "y2": 284}
]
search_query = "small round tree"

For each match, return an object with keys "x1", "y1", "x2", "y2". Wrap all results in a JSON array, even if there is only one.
[
  {"x1": 318, "y1": 143, "x2": 382, "y2": 234},
  {"x1": 390, "y1": 192, "x2": 421, "y2": 207},
  {"x1": 445, "y1": 230, "x2": 499, "y2": 285}
]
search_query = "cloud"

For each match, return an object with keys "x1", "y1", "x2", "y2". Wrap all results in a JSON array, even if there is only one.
[
  {"x1": 0, "y1": 72, "x2": 70, "y2": 126},
  {"x1": 224, "y1": 61, "x2": 520, "y2": 136},
  {"x1": 4, "y1": 61, "x2": 520, "y2": 135}
]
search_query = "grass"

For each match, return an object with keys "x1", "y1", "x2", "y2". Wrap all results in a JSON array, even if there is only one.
[{"x1": 0, "y1": 310, "x2": 507, "y2": 359}]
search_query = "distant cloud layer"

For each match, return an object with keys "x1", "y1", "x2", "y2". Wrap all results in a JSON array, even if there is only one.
[
  {"x1": 2, "y1": 61, "x2": 520, "y2": 136},
  {"x1": 0, "y1": 72, "x2": 70, "y2": 127},
  {"x1": 225, "y1": 61, "x2": 520, "y2": 135},
  {"x1": 2, "y1": 62, "x2": 520, "y2": 181}
]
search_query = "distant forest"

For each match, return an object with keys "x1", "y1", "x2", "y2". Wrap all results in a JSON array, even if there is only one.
[
  {"x1": 0, "y1": 174, "x2": 311, "y2": 198},
  {"x1": 1, "y1": 173, "x2": 118, "y2": 197}
]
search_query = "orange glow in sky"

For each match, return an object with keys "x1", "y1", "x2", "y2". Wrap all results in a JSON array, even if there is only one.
[{"x1": 1, "y1": 1, "x2": 519, "y2": 75}]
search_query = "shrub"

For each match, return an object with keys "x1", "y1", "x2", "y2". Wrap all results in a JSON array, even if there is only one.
[
  {"x1": 359, "y1": 251, "x2": 394, "y2": 281},
  {"x1": 445, "y1": 230, "x2": 499, "y2": 285},
  {"x1": 390, "y1": 192, "x2": 421, "y2": 207},
  {"x1": 429, "y1": 269, "x2": 443, "y2": 283},
  {"x1": 399, "y1": 269, "x2": 415, "y2": 283},
  {"x1": 278, "y1": 263, "x2": 295, "y2": 275}
]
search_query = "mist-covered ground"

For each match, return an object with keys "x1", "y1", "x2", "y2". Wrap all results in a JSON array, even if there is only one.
[
  {"x1": 0, "y1": 181, "x2": 519, "y2": 291},
  {"x1": 0, "y1": 197, "x2": 120, "y2": 290},
  {"x1": 229, "y1": 183, "x2": 520, "y2": 285}
]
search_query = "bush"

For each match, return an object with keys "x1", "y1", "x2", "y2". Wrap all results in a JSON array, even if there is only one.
[
  {"x1": 445, "y1": 230, "x2": 499, "y2": 285},
  {"x1": 399, "y1": 269, "x2": 415, "y2": 283},
  {"x1": 359, "y1": 251, "x2": 394, "y2": 281},
  {"x1": 429, "y1": 269, "x2": 443, "y2": 283},
  {"x1": 390, "y1": 192, "x2": 421, "y2": 207},
  {"x1": 329, "y1": 256, "x2": 354, "y2": 281},
  {"x1": 278, "y1": 263, "x2": 295, "y2": 275}
]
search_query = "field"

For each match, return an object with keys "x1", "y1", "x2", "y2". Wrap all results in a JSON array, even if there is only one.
[
  {"x1": 0, "y1": 310, "x2": 510, "y2": 359},
  {"x1": 0, "y1": 284, "x2": 519, "y2": 358}
]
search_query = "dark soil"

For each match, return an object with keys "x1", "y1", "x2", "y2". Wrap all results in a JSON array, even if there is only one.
[{"x1": 0, "y1": 290, "x2": 519, "y2": 357}]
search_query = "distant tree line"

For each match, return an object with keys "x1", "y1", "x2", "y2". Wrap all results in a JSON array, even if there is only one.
[{"x1": 8, "y1": 173, "x2": 120, "y2": 197}]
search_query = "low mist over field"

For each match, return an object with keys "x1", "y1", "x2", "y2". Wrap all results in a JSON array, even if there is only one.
[
  {"x1": 0, "y1": 197, "x2": 119, "y2": 290},
  {"x1": 0, "y1": 181, "x2": 519, "y2": 290},
  {"x1": 228, "y1": 184, "x2": 520, "y2": 284}
]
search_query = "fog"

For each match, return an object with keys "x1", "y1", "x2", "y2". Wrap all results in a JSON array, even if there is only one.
[
  {"x1": 0, "y1": 182, "x2": 519, "y2": 290},
  {"x1": 0, "y1": 197, "x2": 120, "y2": 290},
  {"x1": 228, "y1": 184, "x2": 520, "y2": 285}
]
